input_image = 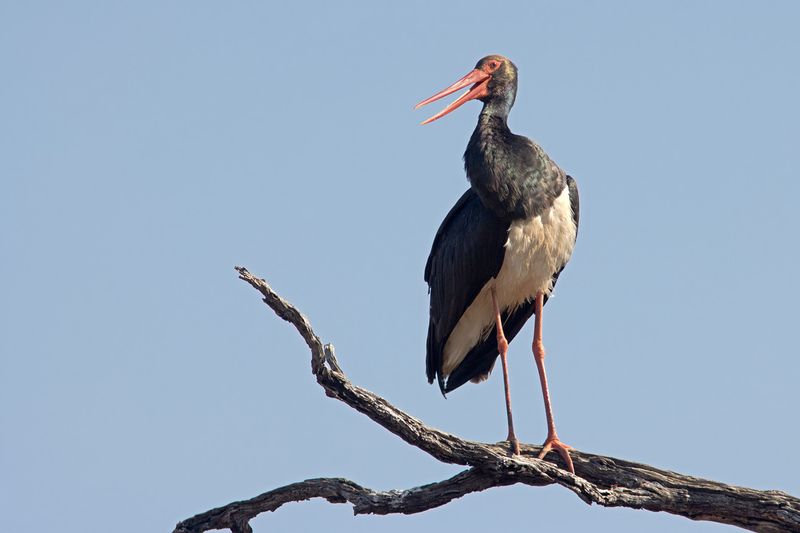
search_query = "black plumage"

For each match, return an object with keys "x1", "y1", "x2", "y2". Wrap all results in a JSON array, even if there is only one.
[{"x1": 416, "y1": 54, "x2": 580, "y2": 469}]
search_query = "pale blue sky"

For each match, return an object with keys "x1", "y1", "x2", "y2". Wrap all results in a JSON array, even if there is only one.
[{"x1": 2, "y1": 2, "x2": 799, "y2": 532}]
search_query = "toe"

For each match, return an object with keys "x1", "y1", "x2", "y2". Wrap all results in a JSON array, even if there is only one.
[{"x1": 538, "y1": 438, "x2": 575, "y2": 474}]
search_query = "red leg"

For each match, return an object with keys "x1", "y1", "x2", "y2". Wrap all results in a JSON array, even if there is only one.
[
  {"x1": 532, "y1": 292, "x2": 574, "y2": 473},
  {"x1": 491, "y1": 288, "x2": 520, "y2": 455}
]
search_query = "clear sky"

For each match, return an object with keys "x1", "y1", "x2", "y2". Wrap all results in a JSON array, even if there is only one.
[{"x1": 2, "y1": 2, "x2": 798, "y2": 532}]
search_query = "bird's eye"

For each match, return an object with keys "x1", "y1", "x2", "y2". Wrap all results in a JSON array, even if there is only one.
[{"x1": 489, "y1": 61, "x2": 500, "y2": 70}]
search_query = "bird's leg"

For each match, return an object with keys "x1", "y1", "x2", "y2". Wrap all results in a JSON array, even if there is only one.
[
  {"x1": 532, "y1": 291, "x2": 575, "y2": 473},
  {"x1": 491, "y1": 287, "x2": 520, "y2": 456}
]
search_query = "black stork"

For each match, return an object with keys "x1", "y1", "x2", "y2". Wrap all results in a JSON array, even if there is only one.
[{"x1": 416, "y1": 55, "x2": 579, "y2": 473}]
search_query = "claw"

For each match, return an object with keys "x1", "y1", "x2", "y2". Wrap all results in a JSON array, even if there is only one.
[{"x1": 538, "y1": 436, "x2": 574, "y2": 473}]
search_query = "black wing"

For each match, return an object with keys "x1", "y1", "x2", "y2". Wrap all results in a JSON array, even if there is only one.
[
  {"x1": 425, "y1": 188, "x2": 510, "y2": 393},
  {"x1": 566, "y1": 174, "x2": 579, "y2": 237},
  {"x1": 436, "y1": 175, "x2": 579, "y2": 394}
]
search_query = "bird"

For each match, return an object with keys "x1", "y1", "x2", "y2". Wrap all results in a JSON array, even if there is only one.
[{"x1": 416, "y1": 55, "x2": 580, "y2": 473}]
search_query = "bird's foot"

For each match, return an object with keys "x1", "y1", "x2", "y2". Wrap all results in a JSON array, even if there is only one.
[
  {"x1": 538, "y1": 435, "x2": 574, "y2": 473},
  {"x1": 501, "y1": 434, "x2": 521, "y2": 456}
]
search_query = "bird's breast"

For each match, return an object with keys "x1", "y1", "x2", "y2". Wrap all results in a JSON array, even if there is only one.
[{"x1": 495, "y1": 184, "x2": 577, "y2": 308}]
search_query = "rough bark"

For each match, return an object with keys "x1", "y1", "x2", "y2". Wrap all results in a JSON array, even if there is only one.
[{"x1": 173, "y1": 267, "x2": 800, "y2": 533}]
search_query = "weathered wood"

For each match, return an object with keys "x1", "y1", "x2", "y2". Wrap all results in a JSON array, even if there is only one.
[
  {"x1": 173, "y1": 469, "x2": 513, "y2": 533},
  {"x1": 172, "y1": 268, "x2": 800, "y2": 533}
]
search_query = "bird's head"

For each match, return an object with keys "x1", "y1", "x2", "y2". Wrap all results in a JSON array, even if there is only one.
[{"x1": 415, "y1": 55, "x2": 518, "y2": 125}]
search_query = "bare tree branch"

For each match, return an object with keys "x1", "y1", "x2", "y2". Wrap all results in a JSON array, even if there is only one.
[
  {"x1": 173, "y1": 468, "x2": 513, "y2": 533},
  {"x1": 173, "y1": 267, "x2": 800, "y2": 533}
]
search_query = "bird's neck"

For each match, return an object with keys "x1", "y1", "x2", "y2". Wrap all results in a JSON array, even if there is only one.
[
  {"x1": 471, "y1": 112, "x2": 512, "y2": 166},
  {"x1": 464, "y1": 107, "x2": 565, "y2": 221},
  {"x1": 464, "y1": 115, "x2": 518, "y2": 219}
]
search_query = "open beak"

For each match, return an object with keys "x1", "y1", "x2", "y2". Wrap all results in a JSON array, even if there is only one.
[{"x1": 415, "y1": 69, "x2": 491, "y2": 125}]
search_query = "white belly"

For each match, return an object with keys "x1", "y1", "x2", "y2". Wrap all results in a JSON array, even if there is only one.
[{"x1": 441, "y1": 184, "x2": 577, "y2": 376}]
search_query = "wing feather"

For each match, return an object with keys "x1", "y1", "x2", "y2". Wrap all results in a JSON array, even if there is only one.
[{"x1": 425, "y1": 189, "x2": 509, "y2": 393}]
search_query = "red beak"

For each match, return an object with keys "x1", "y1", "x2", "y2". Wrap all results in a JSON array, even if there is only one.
[{"x1": 415, "y1": 68, "x2": 491, "y2": 125}]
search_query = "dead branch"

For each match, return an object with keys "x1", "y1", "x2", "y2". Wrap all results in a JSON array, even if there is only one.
[
  {"x1": 172, "y1": 267, "x2": 800, "y2": 533},
  {"x1": 173, "y1": 469, "x2": 513, "y2": 533}
]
